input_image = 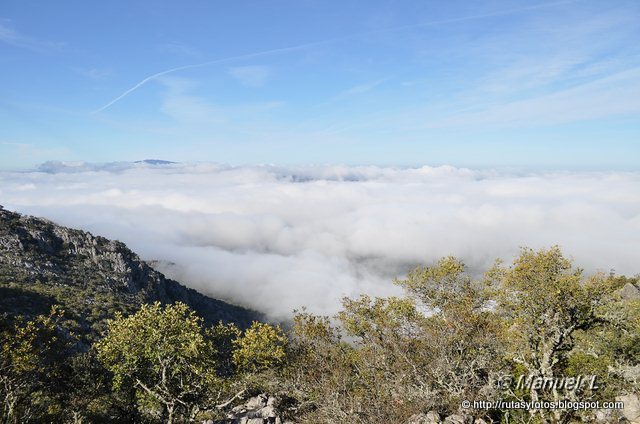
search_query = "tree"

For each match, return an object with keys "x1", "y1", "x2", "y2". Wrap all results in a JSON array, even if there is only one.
[
  {"x1": 233, "y1": 321, "x2": 287, "y2": 374},
  {"x1": 95, "y1": 302, "x2": 220, "y2": 423},
  {"x1": 285, "y1": 258, "x2": 503, "y2": 423},
  {"x1": 286, "y1": 308, "x2": 375, "y2": 423},
  {"x1": 395, "y1": 257, "x2": 503, "y2": 417},
  {"x1": 488, "y1": 246, "x2": 619, "y2": 423},
  {"x1": 0, "y1": 307, "x2": 67, "y2": 423}
]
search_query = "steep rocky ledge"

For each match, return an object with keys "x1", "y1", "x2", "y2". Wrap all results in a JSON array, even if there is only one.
[{"x1": 0, "y1": 205, "x2": 261, "y2": 343}]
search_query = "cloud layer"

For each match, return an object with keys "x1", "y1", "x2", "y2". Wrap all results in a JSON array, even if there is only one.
[{"x1": 1, "y1": 162, "x2": 638, "y2": 319}]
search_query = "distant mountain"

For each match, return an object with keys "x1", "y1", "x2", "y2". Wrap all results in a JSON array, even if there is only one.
[
  {"x1": 133, "y1": 159, "x2": 176, "y2": 165},
  {"x1": 0, "y1": 206, "x2": 261, "y2": 344}
]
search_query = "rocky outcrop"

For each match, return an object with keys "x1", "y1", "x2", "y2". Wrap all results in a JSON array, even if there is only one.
[
  {"x1": 618, "y1": 393, "x2": 640, "y2": 424},
  {"x1": 202, "y1": 394, "x2": 289, "y2": 424}
]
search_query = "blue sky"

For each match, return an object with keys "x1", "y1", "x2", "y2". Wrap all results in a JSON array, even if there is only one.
[{"x1": 1, "y1": 0, "x2": 639, "y2": 170}]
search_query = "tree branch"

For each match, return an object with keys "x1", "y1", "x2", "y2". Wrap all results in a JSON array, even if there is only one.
[{"x1": 215, "y1": 388, "x2": 247, "y2": 410}]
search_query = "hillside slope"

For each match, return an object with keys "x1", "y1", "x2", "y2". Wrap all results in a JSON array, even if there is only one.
[{"x1": 0, "y1": 206, "x2": 261, "y2": 343}]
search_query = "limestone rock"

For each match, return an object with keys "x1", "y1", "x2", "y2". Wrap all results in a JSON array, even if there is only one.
[
  {"x1": 621, "y1": 282, "x2": 640, "y2": 301},
  {"x1": 593, "y1": 408, "x2": 616, "y2": 423},
  {"x1": 623, "y1": 365, "x2": 640, "y2": 385},
  {"x1": 618, "y1": 393, "x2": 640, "y2": 424},
  {"x1": 443, "y1": 414, "x2": 466, "y2": 424},
  {"x1": 220, "y1": 394, "x2": 283, "y2": 424},
  {"x1": 407, "y1": 411, "x2": 441, "y2": 423}
]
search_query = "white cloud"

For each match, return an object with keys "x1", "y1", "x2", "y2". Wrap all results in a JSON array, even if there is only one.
[
  {"x1": 342, "y1": 78, "x2": 388, "y2": 96},
  {"x1": 0, "y1": 21, "x2": 65, "y2": 53},
  {"x1": 228, "y1": 65, "x2": 271, "y2": 88},
  {"x1": 1, "y1": 163, "x2": 638, "y2": 319},
  {"x1": 157, "y1": 77, "x2": 227, "y2": 124},
  {"x1": 74, "y1": 67, "x2": 113, "y2": 81},
  {"x1": 425, "y1": 68, "x2": 640, "y2": 129},
  {"x1": 158, "y1": 41, "x2": 202, "y2": 58}
]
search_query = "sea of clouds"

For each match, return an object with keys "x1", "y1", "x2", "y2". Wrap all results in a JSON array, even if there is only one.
[{"x1": 1, "y1": 161, "x2": 639, "y2": 319}]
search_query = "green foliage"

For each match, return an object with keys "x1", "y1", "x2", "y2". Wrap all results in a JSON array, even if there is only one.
[
  {"x1": 0, "y1": 306, "x2": 69, "y2": 423},
  {"x1": 233, "y1": 321, "x2": 287, "y2": 373},
  {"x1": 284, "y1": 310, "x2": 367, "y2": 422},
  {"x1": 599, "y1": 297, "x2": 640, "y2": 364},
  {"x1": 485, "y1": 247, "x2": 621, "y2": 422},
  {"x1": 96, "y1": 302, "x2": 220, "y2": 423},
  {"x1": 208, "y1": 321, "x2": 241, "y2": 378},
  {"x1": 94, "y1": 302, "x2": 287, "y2": 422},
  {"x1": 285, "y1": 279, "x2": 503, "y2": 423},
  {"x1": 396, "y1": 256, "x2": 472, "y2": 311}
]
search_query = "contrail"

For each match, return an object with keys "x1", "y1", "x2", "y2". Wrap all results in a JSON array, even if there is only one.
[
  {"x1": 92, "y1": 0, "x2": 578, "y2": 114},
  {"x1": 91, "y1": 42, "x2": 324, "y2": 114}
]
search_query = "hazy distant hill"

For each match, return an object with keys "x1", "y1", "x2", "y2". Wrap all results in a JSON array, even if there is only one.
[
  {"x1": 36, "y1": 159, "x2": 178, "y2": 173},
  {"x1": 0, "y1": 206, "x2": 261, "y2": 344}
]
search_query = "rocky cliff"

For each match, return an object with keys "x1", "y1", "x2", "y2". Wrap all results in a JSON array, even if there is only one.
[{"x1": 0, "y1": 206, "x2": 261, "y2": 343}]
